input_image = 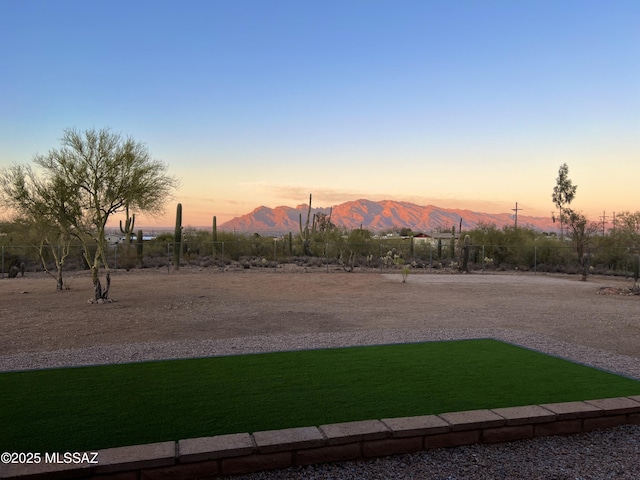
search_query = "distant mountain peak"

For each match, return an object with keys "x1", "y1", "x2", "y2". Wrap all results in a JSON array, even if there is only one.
[{"x1": 220, "y1": 199, "x2": 557, "y2": 234}]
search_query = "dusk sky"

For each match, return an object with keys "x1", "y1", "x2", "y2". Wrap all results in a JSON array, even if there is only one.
[{"x1": 1, "y1": 1, "x2": 638, "y2": 229}]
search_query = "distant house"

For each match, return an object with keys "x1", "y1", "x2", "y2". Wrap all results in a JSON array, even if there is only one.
[
  {"x1": 412, "y1": 232, "x2": 460, "y2": 248},
  {"x1": 105, "y1": 234, "x2": 125, "y2": 245},
  {"x1": 106, "y1": 234, "x2": 158, "y2": 245}
]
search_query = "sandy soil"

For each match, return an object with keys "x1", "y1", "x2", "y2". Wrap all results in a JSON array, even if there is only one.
[{"x1": 1, "y1": 267, "x2": 639, "y2": 359}]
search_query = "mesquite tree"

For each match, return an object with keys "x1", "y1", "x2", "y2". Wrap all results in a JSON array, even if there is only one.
[{"x1": 2, "y1": 128, "x2": 178, "y2": 300}]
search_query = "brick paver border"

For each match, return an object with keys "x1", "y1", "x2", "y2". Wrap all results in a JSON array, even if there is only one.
[{"x1": 3, "y1": 395, "x2": 640, "y2": 479}]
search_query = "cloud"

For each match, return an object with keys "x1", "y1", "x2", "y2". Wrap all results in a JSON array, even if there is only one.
[
  {"x1": 237, "y1": 182, "x2": 392, "y2": 206},
  {"x1": 177, "y1": 195, "x2": 219, "y2": 204}
]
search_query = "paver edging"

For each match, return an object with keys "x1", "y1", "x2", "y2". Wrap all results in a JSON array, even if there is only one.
[{"x1": 3, "y1": 396, "x2": 640, "y2": 479}]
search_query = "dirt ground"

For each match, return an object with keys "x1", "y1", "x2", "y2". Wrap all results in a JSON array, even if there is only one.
[{"x1": 1, "y1": 267, "x2": 639, "y2": 359}]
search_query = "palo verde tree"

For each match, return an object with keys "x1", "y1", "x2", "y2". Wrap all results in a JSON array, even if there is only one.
[
  {"x1": 3, "y1": 128, "x2": 178, "y2": 300},
  {"x1": 0, "y1": 164, "x2": 81, "y2": 290},
  {"x1": 551, "y1": 163, "x2": 577, "y2": 240}
]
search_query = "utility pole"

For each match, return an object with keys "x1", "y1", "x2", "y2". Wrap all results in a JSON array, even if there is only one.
[
  {"x1": 612, "y1": 212, "x2": 616, "y2": 233},
  {"x1": 512, "y1": 202, "x2": 523, "y2": 229},
  {"x1": 599, "y1": 211, "x2": 609, "y2": 236}
]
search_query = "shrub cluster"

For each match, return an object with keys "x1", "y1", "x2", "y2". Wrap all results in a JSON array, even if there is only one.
[{"x1": 2, "y1": 220, "x2": 639, "y2": 278}]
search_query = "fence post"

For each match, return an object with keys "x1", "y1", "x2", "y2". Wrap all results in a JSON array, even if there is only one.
[
  {"x1": 534, "y1": 245, "x2": 537, "y2": 275},
  {"x1": 273, "y1": 238, "x2": 277, "y2": 273},
  {"x1": 482, "y1": 245, "x2": 485, "y2": 272},
  {"x1": 1, "y1": 245, "x2": 4, "y2": 279}
]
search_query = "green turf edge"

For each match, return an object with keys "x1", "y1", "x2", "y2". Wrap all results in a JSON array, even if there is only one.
[{"x1": 2, "y1": 338, "x2": 639, "y2": 451}]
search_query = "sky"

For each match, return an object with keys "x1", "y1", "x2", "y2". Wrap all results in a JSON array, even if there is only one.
[{"x1": 1, "y1": 0, "x2": 638, "y2": 229}]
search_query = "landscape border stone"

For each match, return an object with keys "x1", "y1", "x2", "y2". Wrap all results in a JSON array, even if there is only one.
[{"x1": 3, "y1": 396, "x2": 640, "y2": 480}]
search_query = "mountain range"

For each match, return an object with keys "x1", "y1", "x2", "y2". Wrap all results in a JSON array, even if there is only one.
[{"x1": 220, "y1": 199, "x2": 558, "y2": 234}]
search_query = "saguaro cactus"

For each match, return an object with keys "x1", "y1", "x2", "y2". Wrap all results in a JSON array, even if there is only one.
[
  {"x1": 119, "y1": 210, "x2": 135, "y2": 241},
  {"x1": 461, "y1": 234, "x2": 471, "y2": 272},
  {"x1": 299, "y1": 194, "x2": 313, "y2": 256},
  {"x1": 173, "y1": 203, "x2": 182, "y2": 270},
  {"x1": 449, "y1": 226, "x2": 456, "y2": 260},
  {"x1": 212, "y1": 215, "x2": 218, "y2": 255},
  {"x1": 136, "y1": 229, "x2": 144, "y2": 267},
  {"x1": 119, "y1": 205, "x2": 135, "y2": 266}
]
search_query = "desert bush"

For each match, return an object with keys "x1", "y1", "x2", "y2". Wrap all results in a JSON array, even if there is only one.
[{"x1": 401, "y1": 265, "x2": 411, "y2": 282}]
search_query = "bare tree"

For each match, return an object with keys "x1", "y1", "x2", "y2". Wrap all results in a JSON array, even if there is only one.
[
  {"x1": 1, "y1": 128, "x2": 178, "y2": 300},
  {"x1": 564, "y1": 208, "x2": 599, "y2": 281}
]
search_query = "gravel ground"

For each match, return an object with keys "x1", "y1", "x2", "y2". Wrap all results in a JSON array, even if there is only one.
[
  {"x1": 223, "y1": 424, "x2": 640, "y2": 480},
  {"x1": 2, "y1": 271, "x2": 639, "y2": 479},
  {"x1": 2, "y1": 328, "x2": 639, "y2": 380}
]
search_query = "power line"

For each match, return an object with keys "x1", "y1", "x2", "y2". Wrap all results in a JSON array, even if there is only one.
[
  {"x1": 599, "y1": 211, "x2": 609, "y2": 236},
  {"x1": 612, "y1": 211, "x2": 616, "y2": 233},
  {"x1": 512, "y1": 202, "x2": 523, "y2": 229}
]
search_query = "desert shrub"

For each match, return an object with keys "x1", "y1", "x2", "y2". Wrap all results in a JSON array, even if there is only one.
[
  {"x1": 590, "y1": 237, "x2": 630, "y2": 273},
  {"x1": 413, "y1": 242, "x2": 434, "y2": 262},
  {"x1": 306, "y1": 257, "x2": 324, "y2": 267},
  {"x1": 214, "y1": 232, "x2": 252, "y2": 261},
  {"x1": 144, "y1": 256, "x2": 169, "y2": 269}
]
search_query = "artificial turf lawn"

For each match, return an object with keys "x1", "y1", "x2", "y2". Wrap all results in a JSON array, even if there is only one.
[{"x1": 2, "y1": 339, "x2": 640, "y2": 452}]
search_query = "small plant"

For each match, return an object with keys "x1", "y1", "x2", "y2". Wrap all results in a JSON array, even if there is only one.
[
  {"x1": 401, "y1": 265, "x2": 411, "y2": 283},
  {"x1": 8, "y1": 265, "x2": 20, "y2": 278}
]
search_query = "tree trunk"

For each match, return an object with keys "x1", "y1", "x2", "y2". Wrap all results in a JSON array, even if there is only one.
[
  {"x1": 92, "y1": 266, "x2": 111, "y2": 300},
  {"x1": 92, "y1": 266, "x2": 101, "y2": 299},
  {"x1": 38, "y1": 242, "x2": 66, "y2": 291},
  {"x1": 56, "y1": 267, "x2": 64, "y2": 291}
]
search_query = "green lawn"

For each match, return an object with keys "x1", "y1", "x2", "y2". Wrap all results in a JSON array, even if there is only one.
[{"x1": 2, "y1": 339, "x2": 640, "y2": 452}]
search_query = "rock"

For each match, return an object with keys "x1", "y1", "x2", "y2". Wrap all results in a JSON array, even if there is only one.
[{"x1": 598, "y1": 286, "x2": 624, "y2": 295}]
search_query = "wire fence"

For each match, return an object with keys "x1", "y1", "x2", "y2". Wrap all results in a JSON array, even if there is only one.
[{"x1": 1, "y1": 240, "x2": 638, "y2": 279}]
